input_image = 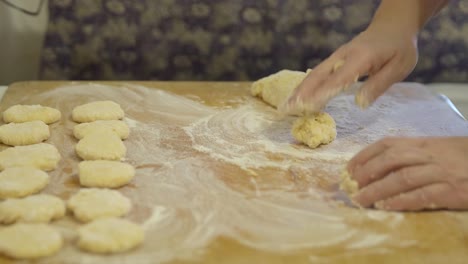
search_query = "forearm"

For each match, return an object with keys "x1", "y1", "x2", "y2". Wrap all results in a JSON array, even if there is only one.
[{"x1": 368, "y1": 0, "x2": 450, "y2": 36}]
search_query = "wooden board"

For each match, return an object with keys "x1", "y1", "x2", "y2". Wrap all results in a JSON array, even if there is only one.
[{"x1": 0, "y1": 81, "x2": 467, "y2": 264}]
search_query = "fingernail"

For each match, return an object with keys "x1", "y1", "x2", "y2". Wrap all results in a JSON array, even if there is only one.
[{"x1": 355, "y1": 92, "x2": 369, "y2": 109}]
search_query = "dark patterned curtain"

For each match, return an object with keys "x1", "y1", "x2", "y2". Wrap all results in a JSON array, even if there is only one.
[{"x1": 40, "y1": 0, "x2": 468, "y2": 82}]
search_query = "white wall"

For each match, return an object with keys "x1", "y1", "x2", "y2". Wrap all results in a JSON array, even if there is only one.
[{"x1": 0, "y1": 0, "x2": 48, "y2": 85}]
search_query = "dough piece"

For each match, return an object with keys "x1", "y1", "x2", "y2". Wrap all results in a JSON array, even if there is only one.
[
  {"x1": 67, "y1": 188, "x2": 131, "y2": 222},
  {"x1": 0, "y1": 167, "x2": 49, "y2": 199},
  {"x1": 251, "y1": 69, "x2": 308, "y2": 108},
  {"x1": 79, "y1": 160, "x2": 135, "y2": 188},
  {"x1": 291, "y1": 113, "x2": 336, "y2": 148},
  {"x1": 2, "y1": 104, "x2": 61, "y2": 124},
  {"x1": 0, "y1": 194, "x2": 65, "y2": 224},
  {"x1": 0, "y1": 143, "x2": 61, "y2": 171},
  {"x1": 72, "y1": 101, "x2": 124, "y2": 123},
  {"x1": 339, "y1": 169, "x2": 359, "y2": 195},
  {"x1": 0, "y1": 121, "x2": 50, "y2": 146},
  {"x1": 78, "y1": 217, "x2": 144, "y2": 254},
  {"x1": 75, "y1": 131, "x2": 126, "y2": 160},
  {"x1": 0, "y1": 223, "x2": 62, "y2": 259},
  {"x1": 74, "y1": 120, "x2": 130, "y2": 140}
]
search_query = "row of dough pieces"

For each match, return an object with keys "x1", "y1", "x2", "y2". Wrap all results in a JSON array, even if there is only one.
[{"x1": 0, "y1": 102, "x2": 143, "y2": 259}]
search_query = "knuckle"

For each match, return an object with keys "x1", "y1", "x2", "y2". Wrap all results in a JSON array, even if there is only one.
[{"x1": 395, "y1": 169, "x2": 414, "y2": 188}]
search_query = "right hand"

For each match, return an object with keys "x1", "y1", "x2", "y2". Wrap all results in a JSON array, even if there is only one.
[{"x1": 282, "y1": 24, "x2": 419, "y2": 113}]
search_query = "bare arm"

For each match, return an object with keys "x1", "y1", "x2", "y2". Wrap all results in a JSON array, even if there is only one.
[{"x1": 283, "y1": 0, "x2": 451, "y2": 113}]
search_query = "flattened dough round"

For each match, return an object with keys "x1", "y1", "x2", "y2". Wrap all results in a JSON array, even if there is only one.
[
  {"x1": 0, "y1": 121, "x2": 50, "y2": 146},
  {"x1": 74, "y1": 120, "x2": 129, "y2": 140},
  {"x1": 79, "y1": 160, "x2": 135, "y2": 188},
  {"x1": 0, "y1": 167, "x2": 49, "y2": 199},
  {"x1": 75, "y1": 131, "x2": 126, "y2": 161},
  {"x1": 78, "y1": 217, "x2": 144, "y2": 254},
  {"x1": 251, "y1": 69, "x2": 308, "y2": 108},
  {"x1": 0, "y1": 143, "x2": 61, "y2": 171},
  {"x1": 0, "y1": 223, "x2": 62, "y2": 259},
  {"x1": 67, "y1": 188, "x2": 131, "y2": 222},
  {"x1": 72, "y1": 101, "x2": 124, "y2": 123},
  {"x1": 0, "y1": 194, "x2": 65, "y2": 224},
  {"x1": 2, "y1": 104, "x2": 61, "y2": 124},
  {"x1": 291, "y1": 113, "x2": 336, "y2": 149}
]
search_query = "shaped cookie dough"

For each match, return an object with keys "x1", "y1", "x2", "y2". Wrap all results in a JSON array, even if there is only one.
[
  {"x1": 73, "y1": 120, "x2": 129, "y2": 140},
  {"x1": 75, "y1": 131, "x2": 126, "y2": 161},
  {"x1": 79, "y1": 160, "x2": 135, "y2": 188},
  {"x1": 0, "y1": 143, "x2": 61, "y2": 171},
  {"x1": 291, "y1": 113, "x2": 337, "y2": 148},
  {"x1": 2, "y1": 104, "x2": 61, "y2": 124},
  {"x1": 67, "y1": 188, "x2": 131, "y2": 222},
  {"x1": 72, "y1": 101, "x2": 124, "y2": 123},
  {"x1": 0, "y1": 121, "x2": 50, "y2": 146},
  {"x1": 77, "y1": 217, "x2": 144, "y2": 254},
  {"x1": 0, "y1": 223, "x2": 63, "y2": 259},
  {"x1": 0, "y1": 167, "x2": 49, "y2": 199},
  {"x1": 0, "y1": 194, "x2": 65, "y2": 224}
]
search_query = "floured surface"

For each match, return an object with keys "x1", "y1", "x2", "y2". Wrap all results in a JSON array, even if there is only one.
[{"x1": 0, "y1": 81, "x2": 467, "y2": 264}]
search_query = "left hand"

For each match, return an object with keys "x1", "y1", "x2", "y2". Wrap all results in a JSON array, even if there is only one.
[{"x1": 347, "y1": 137, "x2": 468, "y2": 211}]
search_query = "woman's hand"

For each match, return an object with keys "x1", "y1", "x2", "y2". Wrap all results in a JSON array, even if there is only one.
[
  {"x1": 347, "y1": 137, "x2": 468, "y2": 211},
  {"x1": 283, "y1": 25, "x2": 419, "y2": 113}
]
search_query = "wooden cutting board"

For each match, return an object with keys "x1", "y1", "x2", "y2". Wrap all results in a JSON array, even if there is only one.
[{"x1": 0, "y1": 81, "x2": 467, "y2": 264}]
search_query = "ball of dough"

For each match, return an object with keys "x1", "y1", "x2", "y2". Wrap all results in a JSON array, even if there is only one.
[
  {"x1": 78, "y1": 217, "x2": 144, "y2": 254},
  {"x1": 74, "y1": 120, "x2": 129, "y2": 140},
  {"x1": 2, "y1": 104, "x2": 61, "y2": 124},
  {"x1": 79, "y1": 160, "x2": 135, "y2": 188},
  {"x1": 0, "y1": 223, "x2": 62, "y2": 259},
  {"x1": 67, "y1": 188, "x2": 132, "y2": 222},
  {"x1": 0, "y1": 167, "x2": 49, "y2": 199},
  {"x1": 251, "y1": 69, "x2": 308, "y2": 108},
  {"x1": 0, "y1": 143, "x2": 61, "y2": 171},
  {"x1": 75, "y1": 131, "x2": 126, "y2": 161},
  {"x1": 339, "y1": 169, "x2": 359, "y2": 195},
  {"x1": 0, "y1": 194, "x2": 65, "y2": 224},
  {"x1": 0, "y1": 121, "x2": 50, "y2": 146},
  {"x1": 72, "y1": 101, "x2": 124, "y2": 123},
  {"x1": 291, "y1": 112, "x2": 337, "y2": 148}
]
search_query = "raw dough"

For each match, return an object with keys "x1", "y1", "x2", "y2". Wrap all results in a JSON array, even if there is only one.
[
  {"x1": 251, "y1": 69, "x2": 308, "y2": 108},
  {"x1": 0, "y1": 223, "x2": 62, "y2": 259},
  {"x1": 2, "y1": 104, "x2": 61, "y2": 124},
  {"x1": 291, "y1": 113, "x2": 336, "y2": 148},
  {"x1": 339, "y1": 169, "x2": 359, "y2": 195},
  {"x1": 0, "y1": 194, "x2": 65, "y2": 224},
  {"x1": 72, "y1": 101, "x2": 124, "y2": 123},
  {"x1": 0, "y1": 121, "x2": 50, "y2": 146},
  {"x1": 0, "y1": 143, "x2": 61, "y2": 171},
  {"x1": 67, "y1": 188, "x2": 131, "y2": 222},
  {"x1": 0, "y1": 167, "x2": 49, "y2": 199},
  {"x1": 77, "y1": 217, "x2": 144, "y2": 254},
  {"x1": 75, "y1": 131, "x2": 126, "y2": 161},
  {"x1": 79, "y1": 160, "x2": 135, "y2": 188},
  {"x1": 73, "y1": 120, "x2": 129, "y2": 140}
]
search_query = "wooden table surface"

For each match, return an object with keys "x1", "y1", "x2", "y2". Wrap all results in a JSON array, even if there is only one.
[{"x1": 0, "y1": 81, "x2": 467, "y2": 264}]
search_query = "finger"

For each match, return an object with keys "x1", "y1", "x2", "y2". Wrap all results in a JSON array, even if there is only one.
[
  {"x1": 353, "y1": 164, "x2": 441, "y2": 207},
  {"x1": 353, "y1": 146, "x2": 433, "y2": 188},
  {"x1": 347, "y1": 137, "x2": 426, "y2": 176},
  {"x1": 355, "y1": 55, "x2": 410, "y2": 108},
  {"x1": 374, "y1": 183, "x2": 452, "y2": 211},
  {"x1": 347, "y1": 137, "x2": 399, "y2": 174},
  {"x1": 283, "y1": 50, "x2": 346, "y2": 113}
]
